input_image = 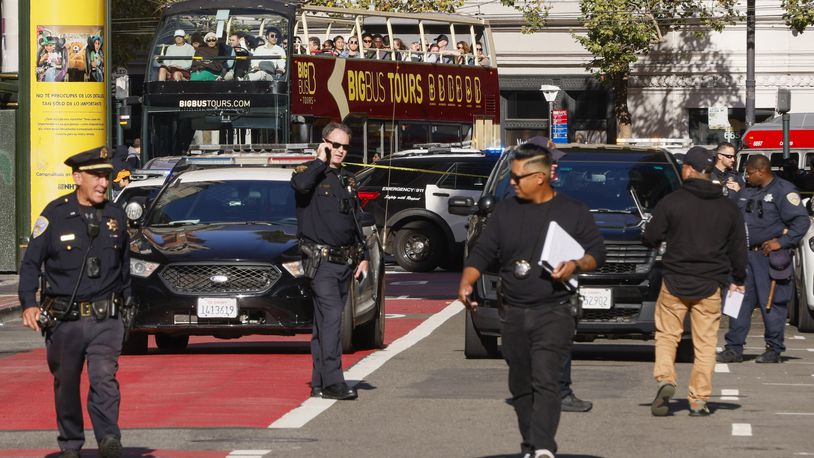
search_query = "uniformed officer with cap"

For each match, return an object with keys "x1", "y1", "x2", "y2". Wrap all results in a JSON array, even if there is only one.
[
  {"x1": 291, "y1": 122, "x2": 368, "y2": 401},
  {"x1": 19, "y1": 146, "x2": 130, "y2": 458},
  {"x1": 718, "y1": 154, "x2": 810, "y2": 364}
]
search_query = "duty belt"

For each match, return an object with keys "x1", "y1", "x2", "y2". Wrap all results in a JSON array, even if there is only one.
[
  {"x1": 749, "y1": 244, "x2": 766, "y2": 251},
  {"x1": 43, "y1": 296, "x2": 113, "y2": 319},
  {"x1": 300, "y1": 240, "x2": 361, "y2": 265}
]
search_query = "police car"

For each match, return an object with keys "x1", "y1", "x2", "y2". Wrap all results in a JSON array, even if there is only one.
[
  {"x1": 122, "y1": 154, "x2": 385, "y2": 353},
  {"x1": 355, "y1": 145, "x2": 499, "y2": 272}
]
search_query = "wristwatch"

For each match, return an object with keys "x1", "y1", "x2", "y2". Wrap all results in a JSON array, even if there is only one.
[{"x1": 570, "y1": 260, "x2": 581, "y2": 274}]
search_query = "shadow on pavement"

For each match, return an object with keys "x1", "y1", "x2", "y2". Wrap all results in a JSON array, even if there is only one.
[{"x1": 479, "y1": 455, "x2": 604, "y2": 458}]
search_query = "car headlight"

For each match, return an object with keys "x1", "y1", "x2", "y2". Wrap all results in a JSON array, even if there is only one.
[
  {"x1": 282, "y1": 260, "x2": 306, "y2": 278},
  {"x1": 130, "y1": 259, "x2": 160, "y2": 278}
]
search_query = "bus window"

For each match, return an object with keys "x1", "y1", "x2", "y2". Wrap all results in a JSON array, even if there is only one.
[
  {"x1": 399, "y1": 123, "x2": 429, "y2": 149},
  {"x1": 431, "y1": 124, "x2": 463, "y2": 144}
]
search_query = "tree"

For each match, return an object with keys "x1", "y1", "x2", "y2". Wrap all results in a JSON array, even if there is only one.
[
  {"x1": 783, "y1": 0, "x2": 814, "y2": 33},
  {"x1": 111, "y1": 0, "x2": 163, "y2": 70},
  {"x1": 573, "y1": 0, "x2": 740, "y2": 138}
]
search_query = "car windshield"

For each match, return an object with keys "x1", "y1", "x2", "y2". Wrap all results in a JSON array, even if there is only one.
[
  {"x1": 147, "y1": 179, "x2": 296, "y2": 226},
  {"x1": 491, "y1": 154, "x2": 680, "y2": 213},
  {"x1": 116, "y1": 185, "x2": 162, "y2": 207}
]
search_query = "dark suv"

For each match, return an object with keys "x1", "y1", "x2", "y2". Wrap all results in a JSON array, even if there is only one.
[
  {"x1": 355, "y1": 146, "x2": 498, "y2": 272},
  {"x1": 451, "y1": 145, "x2": 682, "y2": 358}
]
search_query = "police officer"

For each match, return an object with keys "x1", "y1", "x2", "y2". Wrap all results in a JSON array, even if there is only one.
[
  {"x1": 710, "y1": 142, "x2": 744, "y2": 199},
  {"x1": 291, "y1": 122, "x2": 368, "y2": 400},
  {"x1": 718, "y1": 154, "x2": 810, "y2": 364},
  {"x1": 19, "y1": 147, "x2": 130, "y2": 458},
  {"x1": 458, "y1": 143, "x2": 605, "y2": 458}
]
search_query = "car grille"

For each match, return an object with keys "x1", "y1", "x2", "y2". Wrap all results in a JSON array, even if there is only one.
[
  {"x1": 583, "y1": 308, "x2": 639, "y2": 321},
  {"x1": 596, "y1": 242, "x2": 654, "y2": 274},
  {"x1": 159, "y1": 264, "x2": 281, "y2": 295}
]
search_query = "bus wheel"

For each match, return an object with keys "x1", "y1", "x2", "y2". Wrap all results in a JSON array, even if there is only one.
[{"x1": 394, "y1": 222, "x2": 441, "y2": 272}]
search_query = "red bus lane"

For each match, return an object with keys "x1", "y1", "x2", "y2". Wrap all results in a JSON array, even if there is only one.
[{"x1": 0, "y1": 298, "x2": 452, "y2": 431}]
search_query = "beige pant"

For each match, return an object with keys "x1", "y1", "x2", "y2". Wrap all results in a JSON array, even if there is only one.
[{"x1": 653, "y1": 282, "x2": 721, "y2": 402}]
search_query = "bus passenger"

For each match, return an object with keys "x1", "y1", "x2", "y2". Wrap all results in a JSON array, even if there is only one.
[
  {"x1": 321, "y1": 39, "x2": 337, "y2": 56},
  {"x1": 408, "y1": 41, "x2": 422, "y2": 62},
  {"x1": 425, "y1": 43, "x2": 441, "y2": 63},
  {"x1": 435, "y1": 34, "x2": 455, "y2": 64},
  {"x1": 224, "y1": 32, "x2": 251, "y2": 80},
  {"x1": 333, "y1": 36, "x2": 346, "y2": 56},
  {"x1": 247, "y1": 27, "x2": 286, "y2": 81},
  {"x1": 372, "y1": 34, "x2": 390, "y2": 60},
  {"x1": 475, "y1": 42, "x2": 490, "y2": 67},
  {"x1": 293, "y1": 36, "x2": 305, "y2": 54},
  {"x1": 159, "y1": 29, "x2": 195, "y2": 81},
  {"x1": 361, "y1": 33, "x2": 375, "y2": 58},
  {"x1": 341, "y1": 37, "x2": 361, "y2": 58},
  {"x1": 190, "y1": 32, "x2": 203, "y2": 49},
  {"x1": 456, "y1": 41, "x2": 474, "y2": 65},
  {"x1": 190, "y1": 32, "x2": 223, "y2": 81},
  {"x1": 392, "y1": 38, "x2": 408, "y2": 61},
  {"x1": 308, "y1": 37, "x2": 321, "y2": 55}
]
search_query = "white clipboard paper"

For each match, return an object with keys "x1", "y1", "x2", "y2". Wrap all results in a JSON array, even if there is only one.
[
  {"x1": 723, "y1": 290, "x2": 744, "y2": 319},
  {"x1": 538, "y1": 221, "x2": 584, "y2": 289}
]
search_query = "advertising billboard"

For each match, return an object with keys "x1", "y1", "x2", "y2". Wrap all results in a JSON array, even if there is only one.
[{"x1": 28, "y1": 0, "x2": 107, "y2": 226}]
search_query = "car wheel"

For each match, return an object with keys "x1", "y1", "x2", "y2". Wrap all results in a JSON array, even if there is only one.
[
  {"x1": 121, "y1": 331, "x2": 148, "y2": 355},
  {"x1": 798, "y1": 277, "x2": 814, "y2": 332},
  {"x1": 394, "y1": 222, "x2": 442, "y2": 272},
  {"x1": 464, "y1": 310, "x2": 499, "y2": 359},
  {"x1": 341, "y1": 285, "x2": 355, "y2": 354},
  {"x1": 353, "y1": 262, "x2": 386, "y2": 349},
  {"x1": 676, "y1": 337, "x2": 694, "y2": 363},
  {"x1": 155, "y1": 333, "x2": 189, "y2": 352}
]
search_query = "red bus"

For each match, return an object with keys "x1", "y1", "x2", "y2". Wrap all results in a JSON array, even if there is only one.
[{"x1": 141, "y1": 1, "x2": 500, "y2": 163}]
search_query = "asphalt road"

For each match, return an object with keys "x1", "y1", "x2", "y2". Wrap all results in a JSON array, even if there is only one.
[{"x1": 1, "y1": 270, "x2": 813, "y2": 457}]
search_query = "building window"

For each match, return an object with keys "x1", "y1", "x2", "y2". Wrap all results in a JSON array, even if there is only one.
[
  {"x1": 504, "y1": 91, "x2": 548, "y2": 119},
  {"x1": 688, "y1": 108, "x2": 775, "y2": 147}
]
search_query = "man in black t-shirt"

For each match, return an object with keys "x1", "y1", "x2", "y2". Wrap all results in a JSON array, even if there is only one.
[{"x1": 459, "y1": 143, "x2": 605, "y2": 458}]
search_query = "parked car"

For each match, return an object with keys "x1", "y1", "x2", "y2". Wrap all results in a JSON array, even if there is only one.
[
  {"x1": 450, "y1": 144, "x2": 686, "y2": 358},
  {"x1": 122, "y1": 165, "x2": 385, "y2": 354},
  {"x1": 355, "y1": 145, "x2": 499, "y2": 271}
]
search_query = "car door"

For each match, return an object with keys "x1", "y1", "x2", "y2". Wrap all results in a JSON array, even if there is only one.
[
  {"x1": 352, "y1": 218, "x2": 383, "y2": 320},
  {"x1": 425, "y1": 159, "x2": 495, "y2": 243}
]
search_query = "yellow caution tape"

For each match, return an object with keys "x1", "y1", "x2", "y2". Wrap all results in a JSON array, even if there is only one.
[{"x1": 342, "y1": 161, "x2": 488, "y2": 179}]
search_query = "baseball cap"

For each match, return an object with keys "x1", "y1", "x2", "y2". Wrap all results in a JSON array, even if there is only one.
[
  {"x1": 114, "y1": 169, "x2": 132, "y2": 183},
  {"x1": 683, "y1": 146, "x2": 714, "y2": 173},
  {"x1": 174, "y1": 29, "x2": 185, "y2": 37},
  {"x1": 769, "y1": 250, "x2": 793, "y2": 280},
  {"x1": 524, "y1": 136, "x2": 566, "y2": 161}
]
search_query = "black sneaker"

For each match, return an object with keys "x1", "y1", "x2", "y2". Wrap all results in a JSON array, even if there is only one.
[
  {"x1": 755, "y1": 348, "x2": 781, "y2": 363},
  {"x1": 716, "y1": 348, "x2": 743, "y2": 363},
  {"x1": 310, "y1": 386, "x2": 323, "y2": 397},
  {"x1": 561, "y1": 393, "x2": 593, "y2": 412},
  {"x1": 689, "y1": 400, "x2": 711, "y2": 417},
  {"x1": 651, "y1": 381, "x2": 676, "y2": 416},
  {"x1": 99, "y1": 435, "x2": 122, "y2": 458}
]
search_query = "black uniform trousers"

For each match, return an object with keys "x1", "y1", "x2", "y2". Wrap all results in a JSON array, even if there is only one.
[
  {"x1": 500, "y1": 303, "x2": 575, "y2": 455},
  {"x1": 46, "y1": 316, "x2": 124, "y2": 451},
  {"x1": 310, "y1": 261, "x2": 353, "y2": 389}
]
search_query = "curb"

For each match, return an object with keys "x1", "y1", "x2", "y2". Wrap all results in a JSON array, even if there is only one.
[{"x1": 0, "y1": 304, "x2": 21, "y2": 324}]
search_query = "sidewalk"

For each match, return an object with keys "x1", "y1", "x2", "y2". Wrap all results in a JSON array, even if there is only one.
[{"x1": 0, "y1": 275, "x2": 20, "y2": 323}]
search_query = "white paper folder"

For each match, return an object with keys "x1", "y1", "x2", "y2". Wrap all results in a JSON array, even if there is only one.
[{"x1": 538, "y1": 221, "x2": 584, "y2": 289}]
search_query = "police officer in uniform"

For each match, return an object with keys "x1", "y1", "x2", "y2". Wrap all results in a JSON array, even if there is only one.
[
  {"x1": 459, "y1": 143, "x2": 605, "y2": 458},
  {"x1": 710, "y1": 142, "x2": 744, "y2": 199},
  {"x1": 19, "y1": 147, "x2": 130, "y2": 458},
  {"x1": 291, "y1": 122, "x2": 368, "y2": 400},
  {"x1": 718, "y1": 154, "x2": 810, "y2": 364}
]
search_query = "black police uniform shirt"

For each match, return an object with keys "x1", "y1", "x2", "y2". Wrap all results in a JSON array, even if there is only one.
[
  {"x1": 711, "y1": 167, "x2": 745, "y2": 199},
  {"x1": 18, "y1": 192, "x2": 131, "y2": 309},
  {"x1": 466, "y1": 193, "x2": 606, "y2": 307},
  {"x1": 291, "y1": 159, "x2": 365, "y2": 250},
  {"x1": 737, "y1": 176, "x2": 810, "y2": 249}
]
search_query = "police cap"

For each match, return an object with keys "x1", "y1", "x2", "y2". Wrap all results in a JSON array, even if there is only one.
[
  {"x1": 769, "y1": 250, "x2": 793, "y2": 280},
  {"x1": 64, "y1": 146, "x2": 114, "y2": 172}
]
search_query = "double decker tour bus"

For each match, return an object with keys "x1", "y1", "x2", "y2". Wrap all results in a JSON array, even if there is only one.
[{"x1": 141, "y1": 1, "x2": 500, "y2": 163}]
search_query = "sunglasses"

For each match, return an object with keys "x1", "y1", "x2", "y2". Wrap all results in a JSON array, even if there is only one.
[
  {"x1": 476, "y1": 47, "x2": 483, "y2": 51},
  {"x1": 206, "y1": 39, "x2": 217, "y2": 42},
  {"x1": 324, "y1": 139, "x2": 351, "y2": 150},
  {"x1": 363, "y1": 39, "x2": 372, "y2": 43},
  {"x1": 348, "y1": 40, "x2": 358, "y2": 44},
  {"x1": 718, "y1": 153, "x2": 735, "y2": 159},
  {"x1": 268, "y1": 33, "x2": 277, "y2": 38},
  {"x1": 745, "y1": 199, "x2": 763, "y2": 218},
  {"x1": 509, "y1": 171, "x2": 542, "y2": 184},
  {"x1": 457, "y1": 46, "x2": 464, "y2": 49}
]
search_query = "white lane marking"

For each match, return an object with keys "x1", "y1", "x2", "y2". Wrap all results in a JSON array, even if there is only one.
[
  {"x1": 763, "y1": 383, "x2": 814, "y2": 387},
  {"x1": 791, "y1": 335, "x2": 806, "y2": 340},
  {"x1": 732, "y1": 423, "x2": 752, "y2": 436},
  {"x1": 715, "y1": 363, "x2": 730, "y2": 373},
  {"x1": 809, "y1": 349, "x2": 814, "y2": 352},
  {"x1": 268, "y1": 301, "x2": 465, "y2": 429},
  {"x1": 720, "y1": 388, "x2": 739, "y2": 401},
  {"x1": 793, "y1": 453, "x2": 814, "y2": 456},
  {"x1": 227, "y1": 451, "x2": 271, "y2": 457},
  {"x1": 777, "y1": 412, "x2": 814, "y2": 416},
  {"x1": 385, "y1": 270, "x2": 410, "y2": 274},
  {"x1": 389, "y1": 280, "x2": 428, "y2": 286},
  {"x1": 385, "y1": 296, "x2": 411, "y2": 300},
  {"x1": 385, "y1": 313, "x2": 406, "y2": 319}
]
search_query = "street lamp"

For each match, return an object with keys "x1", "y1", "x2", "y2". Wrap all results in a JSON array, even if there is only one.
[{"x1": 540, "y1": 84, "x2": 560, "y2": 140}]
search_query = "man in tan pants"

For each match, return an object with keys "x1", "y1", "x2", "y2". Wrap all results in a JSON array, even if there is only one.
[{"x1": 643, "y1": 146, "x2": 747, "y2": 416}]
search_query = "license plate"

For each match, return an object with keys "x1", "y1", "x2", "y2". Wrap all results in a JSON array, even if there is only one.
[
  {"x1": 580, "y1": 288, "x2": 612, "y2": 310},
  {"x1": 197, "y1": 297, "x2": 238, "y2": 318}
]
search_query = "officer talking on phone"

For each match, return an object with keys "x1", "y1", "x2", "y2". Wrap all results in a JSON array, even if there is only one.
[
  {"x1": 19, "y1": 147, "x2": 131, "y2": 458},
  {"x1": 291, "y1": 122, "x2": 368, "y2": 401}
]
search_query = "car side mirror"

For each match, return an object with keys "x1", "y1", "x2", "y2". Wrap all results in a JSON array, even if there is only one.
[
  {"x1": 477, "y1": 195, "x2": 495, "y2": 214},
  {"x1": 358, "y1": 211, "x2": 375, "y2": 227},
  {"x1": 448, "y1": 196, "x2": 477, "y2": 215}
]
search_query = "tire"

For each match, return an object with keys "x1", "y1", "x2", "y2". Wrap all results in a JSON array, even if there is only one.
[
  {"x1": 121, "y1": 331, "x2": 148, "y2": 355},
  {"x1": 394, "y1": 222, "x2": 442, "y2": 272},
  {"x1": 464, "y1": 310, "x2": 499, "y2": 359},
  {"x1": 798, "y1": 277, "x2": 814, "y2": 332},
  {"x1": 676, "y1": 337, "x2": 694, "y2": 363},
  {"x1": 341, "y1": 285, "x2": 355, "y2": 354},
  {"x1": 353, "y1": 263, "x2": 386, "y2": 349},
  {"x1": 155, "y1": 333, "x2": 189, "y2": 352}
]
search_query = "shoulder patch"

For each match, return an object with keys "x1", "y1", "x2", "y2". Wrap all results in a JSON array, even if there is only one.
[
  {"x1": 32, "y1": 216, "x2": 49, "y2": 239},
  {"x1": 787, "y1": 192, "x2": 801, "y2": 206}
]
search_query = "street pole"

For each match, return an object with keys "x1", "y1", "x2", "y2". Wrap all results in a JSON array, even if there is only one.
[
  {"x1": 548, "y1": 100, "x2": 554, "y2": 139},
  {"x1": 745, "y1": 0, "x2": 755, "y2": 127}
]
